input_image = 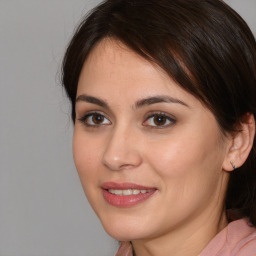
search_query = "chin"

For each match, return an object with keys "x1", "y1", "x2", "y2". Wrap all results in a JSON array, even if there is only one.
[{"x1": 99, "y1": 213, "x2": 153, "y2": 241}]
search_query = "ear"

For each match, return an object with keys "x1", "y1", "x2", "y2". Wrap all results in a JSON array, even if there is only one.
[{"x1": 222, "y1": 113, "x2": 255, "y2": 171}]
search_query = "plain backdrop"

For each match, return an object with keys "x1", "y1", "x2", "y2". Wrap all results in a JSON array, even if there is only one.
[{"x1": 0, "y1": 1, "x2": 255, "y2": 255}]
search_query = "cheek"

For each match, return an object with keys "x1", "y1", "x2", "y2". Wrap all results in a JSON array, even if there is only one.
[
  {"x1": 72, "y1": 130, "x2": 102, "y2": 184},
  {"x1": 143, "y1": 135, "x2": 226, "y2": 223},
  {"x1": 72, "y1": 130, "x2": 105, "y2": 212},
  {"x1": 145, "y1": 138, "x2": 203, "y2": 175},
  {"x1": 145, "y1": 128, "x2": 224, "y2": 189}
]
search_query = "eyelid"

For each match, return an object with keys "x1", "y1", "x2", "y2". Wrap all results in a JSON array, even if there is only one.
[
  {"x1": 77, "y1": 111, "x2": 112, "y2": 127},
  {"x1": 143, "y1": 112, "x2": 176, "y2": 128}
]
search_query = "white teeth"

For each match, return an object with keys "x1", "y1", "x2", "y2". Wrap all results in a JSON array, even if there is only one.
[
  {"x1": 112, "y1": 189, "x2": 123, "y2": 195},
  {"x1": 123, "y1": 189, "x2": 132, "y2": 196},
  {"x1": 108, "y1": 189, "x2": 152, "y2": 196},
  {"x1": 133, "y1": 189, "x2": 140, "y2": 195}
]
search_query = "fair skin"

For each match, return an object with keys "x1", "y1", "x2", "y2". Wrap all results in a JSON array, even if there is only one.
[{"x1": 73, "y1": 39, "x2": 254, "y2": 256}]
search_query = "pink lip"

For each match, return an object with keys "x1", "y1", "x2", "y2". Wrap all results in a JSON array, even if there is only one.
[
  {"x1": 101, "y1": 182, "x2": 154, "y2": 190},
  {"x1": 101, "y1": 182, "x2": 157, "y2": 207}
]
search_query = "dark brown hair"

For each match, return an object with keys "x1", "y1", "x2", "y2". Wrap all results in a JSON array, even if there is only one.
[{"x1": 62, "y1": 0, "x2": 256, "y2": 225}]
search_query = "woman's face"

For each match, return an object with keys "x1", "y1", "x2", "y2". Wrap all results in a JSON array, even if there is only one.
[{"x1": 73, "y1": 39, "x2": 230, "y2": 241}]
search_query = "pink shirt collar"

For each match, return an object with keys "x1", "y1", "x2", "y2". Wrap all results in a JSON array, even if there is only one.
[{"x1": 115, "y1": 219, "x2": 256, "y2": 256}]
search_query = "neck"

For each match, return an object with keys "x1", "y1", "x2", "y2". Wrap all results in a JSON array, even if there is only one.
[{"x1": 132, "y1": 210, "x2": 228, "y2": 256}]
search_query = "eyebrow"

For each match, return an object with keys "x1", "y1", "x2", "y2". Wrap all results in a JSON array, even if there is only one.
[
  {"x1": 76, "y1": 95, "x2": 110, "y2": 109},
  {"x1": 75, "y1": 94, "x2": 189, "y2": 109},
  {"x1": 134, "y1": 95, "x2": 189, "y2": 109}
]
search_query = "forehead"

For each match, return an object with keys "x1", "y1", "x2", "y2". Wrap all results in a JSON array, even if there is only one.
[
  {"x1": 79, "y1": 39, "x2": 166, "y2": 84},
  {"x1": 77, "y1": 39, "x2": 190, "y2": 101}
]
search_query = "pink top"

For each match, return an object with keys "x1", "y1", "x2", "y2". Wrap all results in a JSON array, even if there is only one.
[
  {"x1": 115, "y1": 219, "x2": 256, "y2": 256},
  {"x1": 199, "y1": 218, "x2": 256, "y2": 255}
]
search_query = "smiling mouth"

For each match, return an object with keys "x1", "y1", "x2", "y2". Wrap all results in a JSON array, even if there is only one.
[
  {"x1": 101, "y1": 182, "x2": 157, "y2": 207},
  {"x1": 107, "y1": 189, "x2": 155, "y2": 196}
]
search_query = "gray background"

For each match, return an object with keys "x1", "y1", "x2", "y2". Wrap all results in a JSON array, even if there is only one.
[{"x1": 0, "y1": 1, "x2": 255, "y2": 255}]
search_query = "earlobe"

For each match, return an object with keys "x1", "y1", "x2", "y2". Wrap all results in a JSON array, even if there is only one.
[
  {"x1": 222, "y1": 113, "x2": 255, "y2": 172},
  {"x1": 230, "y1": 160, "x2": 236, "y2": 170}
]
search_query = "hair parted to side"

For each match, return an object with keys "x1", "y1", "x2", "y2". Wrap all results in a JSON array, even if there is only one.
[{"x1": 62, "y1": 0, "x2": 256, "y2": 225}]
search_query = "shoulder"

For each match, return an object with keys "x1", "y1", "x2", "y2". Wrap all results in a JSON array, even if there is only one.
[
  {"x1": 226, "y1": 218, "x2": 256, "y2": 255},
  {"x1": 200, "y1": 218, "x2": 256, "y2": 256},
  {"x1": 236, "y1": 238, "x2": 256, "y2": 255}
]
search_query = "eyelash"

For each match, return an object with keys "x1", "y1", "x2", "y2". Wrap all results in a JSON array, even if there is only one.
[
  {"x1": 143, "y1": 112, "x2": 176, "y2": 128},
  {"x1": 78, "y1": 112, "x2": 111, "y2": 128},
  {"x1": 78, "y1": 111, "x2": 176, "y2": 128}
]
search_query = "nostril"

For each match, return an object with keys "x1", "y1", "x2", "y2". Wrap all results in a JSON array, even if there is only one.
[{"x1": 119, "y1": 163, "x2": 138, "y2": 170}]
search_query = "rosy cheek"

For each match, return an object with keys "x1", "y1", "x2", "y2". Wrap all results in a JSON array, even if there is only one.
[
  {"x1": 73, "y1": 136, "x2": 92, "y2": 174},
  {"x1": 145, "y1": 139, "x2": 186, "y2": 176}
]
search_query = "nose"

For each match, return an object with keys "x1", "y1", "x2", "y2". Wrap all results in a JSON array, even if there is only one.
[{"x1": 102, "y1": 125, "x2": 143, "y2": 171}]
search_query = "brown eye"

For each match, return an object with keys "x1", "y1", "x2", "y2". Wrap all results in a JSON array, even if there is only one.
[
  {"x1": 153, "y1": 115, "x2": 167, "y2": 126},
  {"x1": 143, "y1": 113, "x2": 176, "y2": 128},
  {"x1": 78, "y1": 112, "x2": 111, "y2": 127},
  {"x1": 92, "y1": 114, "x2": 105, "y2": 124}
]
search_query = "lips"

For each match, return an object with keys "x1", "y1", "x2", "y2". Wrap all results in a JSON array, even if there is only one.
[{"x1": 101, "y1": 182, "x2": 157, "y2": 207}]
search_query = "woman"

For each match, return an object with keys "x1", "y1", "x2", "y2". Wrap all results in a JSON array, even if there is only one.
[{"x1": 62, "y1": 0, "x2": 256, "y2": 255}]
